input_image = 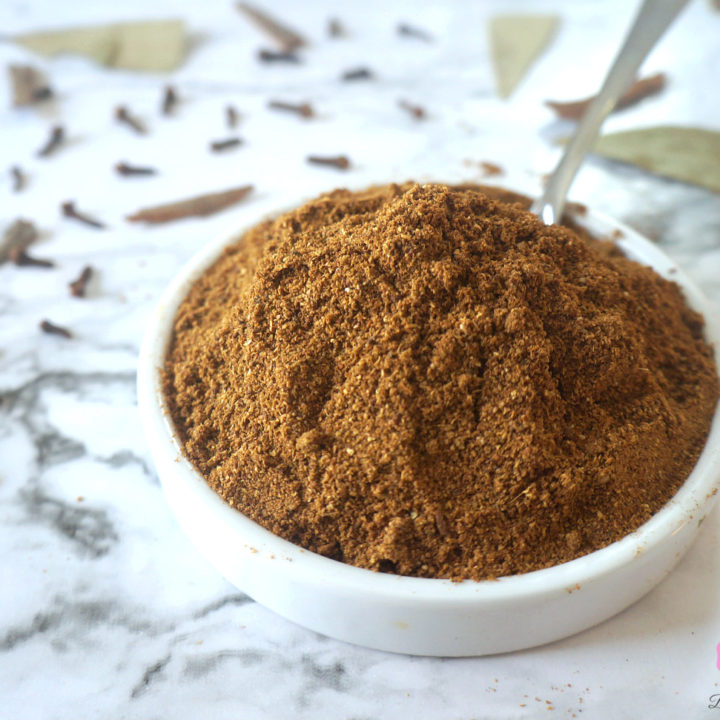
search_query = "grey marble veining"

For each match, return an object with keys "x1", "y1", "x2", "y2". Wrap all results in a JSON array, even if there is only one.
[{"x1": 1, "y1": 0, "x2": 720, "y2": 717}]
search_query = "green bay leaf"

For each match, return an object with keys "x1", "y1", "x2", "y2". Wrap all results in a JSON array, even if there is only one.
[
  {"x1": 489, "y1": 15, "x2": 559, "y2": 99},
  {"x1": 592, "y1": 126, "x2": 720, "y2": 194},
  {"x1": 13, "y1": 19, "x2": 187, "y2": 72}
]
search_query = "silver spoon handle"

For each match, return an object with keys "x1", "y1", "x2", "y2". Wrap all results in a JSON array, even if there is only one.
[{"x1": 531, "y1": 0, "x2": 690, "y2": 225}]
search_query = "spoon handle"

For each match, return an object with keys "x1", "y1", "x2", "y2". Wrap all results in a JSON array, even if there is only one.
[{"x1": 531, "y1": 0, "x2": 690, "y2": 225}]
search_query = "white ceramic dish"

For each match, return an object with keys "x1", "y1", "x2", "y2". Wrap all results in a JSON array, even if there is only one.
[{"x1": 137, "y1": 204, "x2": 720, "y2": 657}]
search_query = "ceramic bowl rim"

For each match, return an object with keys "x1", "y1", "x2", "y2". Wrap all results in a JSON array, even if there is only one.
[{"x1": 137, "y1": 200, "x2": 720, "y2": 604}]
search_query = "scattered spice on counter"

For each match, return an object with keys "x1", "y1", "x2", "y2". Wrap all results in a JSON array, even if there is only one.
[
  {"x1": 258, "y1": 49, "x2": 300, "y2": 63},
  {"x1": 61, "y1": 201, "x2": 106, "y2": 229},
  {"x1": 546, "y1": 72, "x2": 667, "y2": 120},
  {"x1": 306, "y1": 154, "x2": 350, "y2": 170},
  {"x1": 9, "y1": 64, "x2": 53, "y2": 106},
  {"x1": 341, "y1": 67, "x2": 374, "y2": 81},
  {"x1": 209, "y1": 137, "x2": 244, "y2": 152},
  {"x1": 226, "y1": 105, "x2": 241, "y2": 128},
  {"x1": 327, "y1": 18, "x2": 345, "y2": 38},
  {"x1": 40, "y1": 319, "x2": 72, "y2": 339},
  {"x1": 268, "y1": 100, "x2": 314, "y2": 118},
  {"x1": 115, "y1": 105, "x2": 147, "y2": 134},
  {"x1": 115, "y1": 162, "x2": 157, "y2": 177},
  {"x1": 480, "y1": 161, "x2": 503, "y2": 177},
  {"x1": 397, "y1": 22, "x2": 433, "y2": 42},
  {"x1": 126, "y1": 184, "x2": 253, "y2": 224},
  {"x1": 36, "y1": 125, "x2": 65, "y2": 158},
  {"x1": 10, "y1": 165, "x2": 27, "y2": 192},
  {"x1": 163, "y1": 183, "x2": 719, "y2": 581},
  {"x1": 463, "y1": 159, "x2": 505, "y2": 177},
  {"x1": 398, "y1": 99, "x2": 426, "y2": 120},
  {"x1": 12, "y1": 250, "x2": 54, "y2": 268},
  {"x1": 162, "y1": 85, "x2": 179, "y2": 116},
  {"x1": 1, "y1": 219, "x2": 39, "y2": 264},
  {"x1": 236, "y1": 2, "x2": 306, "y2": 51},
  {"x1": 69, "y1": 266, "x2": 93, "y2": 297}
]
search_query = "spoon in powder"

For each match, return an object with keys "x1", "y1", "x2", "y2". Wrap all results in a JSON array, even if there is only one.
[{"x1": 532, "y1": 0, "x2": 690, "y2": 226}]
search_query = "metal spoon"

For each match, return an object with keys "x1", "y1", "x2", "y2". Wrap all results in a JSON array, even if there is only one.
[{"x1": 531, "y1": 0, "x2": 690, "y2": 225}]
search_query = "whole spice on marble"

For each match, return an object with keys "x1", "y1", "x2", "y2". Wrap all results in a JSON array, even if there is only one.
[
  {"x1": 12, "y1": 250, "x2": 54, "y2": 268},
  {"x1": 69, "y1": 266, "x2": 93, "y2": 297},
  {"x1": 126, "y1": 184, "x2": 253, "y2": 224},
  {"x1": 258, "y1": 49, "x2": 300, "y2": 63},
  {"x1": 209, "y1": 137, "x2": 244, "y2": 152},
  {"x1": 327, "y1": 18, "x2": 345, "y2": 37},
  {"x1": 162, "y1": 85, "x2": 179, "y2": 116},
  {"x1": 397, "y1": 22, "x2": 433, "y2": 42},
  {"x1": 236, "y1": 1, "x2": 306, "y2": 51},
  {"x1": 398, "y1": 99, "x2": 426, "y2": 120},
  {"x1": 268, "y1": 100, "x2": 314, "y2": 118},
  {"x1": 1, "y1": 219, "x2": 38, "y2": 264},
  {"x1": 115, "y1": 106, "x2": 146, "y2": 134},
  {"x1": 225, "y1": 105, "x2": 241, "y2": 128},
  {"x1": 546, "y1": 72, "x2": 666, "y2": 120},
  {"x1": 163, "y1": 183, "x2": 719, "y2": 581},
  {"x1": 10, "y1": 165, "x2": 27, "y2": 192},
  {"x1": 306, "y1": 154, "x2": 350, "y2": 170},
  {"x1": 341, "y1": 67, "x2": 374, "y2": 81},
  {"x1": 115, "y1": 162, "x2": 157, "y2": 177},
  {"x1": 40, "y1": 319, "x2": 72, "y2": 338},
  {"x1": 61, "y1": 201, "x2": 106, "y2": 229},
  {"x1": 36, "y1": 125, "x2": 65, "y2": 157},
  {"x1": 9, "y1": 64, "x2": 53, "y2": 106}
]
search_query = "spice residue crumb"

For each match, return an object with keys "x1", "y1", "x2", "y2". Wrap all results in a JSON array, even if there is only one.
[{"x1": 164, "y1": 182, "x2": 718, "y2": 581}]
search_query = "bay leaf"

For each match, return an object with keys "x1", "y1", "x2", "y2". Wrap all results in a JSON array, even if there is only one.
[
  {"x1": 591, "y1": 126, "x2": 720, "y2": 194},
  {"x1": 489, "y1": 15, "x2": 559, "y2": 99},
  {"x1": 13, "y1": 19, "x2": 187, "y2": 72}
]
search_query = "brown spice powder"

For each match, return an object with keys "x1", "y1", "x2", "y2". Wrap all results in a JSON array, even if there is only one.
[{"x1": 164, "y1": 183, "x2": 719, "y2": 581}]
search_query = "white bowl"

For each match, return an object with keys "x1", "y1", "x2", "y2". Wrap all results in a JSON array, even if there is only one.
[{"x1": 137, "y1": 203, "x2": 720, "y2": 657}]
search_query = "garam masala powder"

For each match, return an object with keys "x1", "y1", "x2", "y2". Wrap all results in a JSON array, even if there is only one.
[{"x1": 163, "y1": 183, "x2": 718, "y2": 581}]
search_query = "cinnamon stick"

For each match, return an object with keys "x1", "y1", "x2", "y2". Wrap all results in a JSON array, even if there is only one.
[{"x1": 126, "y1": 185, "x2": 254, "y2": 224}]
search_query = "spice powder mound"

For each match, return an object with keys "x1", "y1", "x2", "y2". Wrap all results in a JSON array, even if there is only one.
[{"x1": 164, "y1": 183, "x2": 719, "y2": 581}]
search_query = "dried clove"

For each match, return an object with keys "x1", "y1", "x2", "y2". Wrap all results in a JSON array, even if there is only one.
[
  {"x1": 9, "y1": 64, "x2": 53, "y2": 106},
  {"x1": 115, "y1": 162, "x2": 157, "y2": 176},
  {"x1": 126, "y1": 184, "x2": 254, "y2": 224},
  {"x1": 69, "y1": 266, "x2": 93, "y2": 297},
  {"x1": 398, "y1": 99, "x2": 426, "y2": 120},
  {"x1": 268, "y1": 100, "x2": 314, "y2": 118},
  {"x1": 61, "y1": 201, "x2": 106, "y2": 229},
  {"x1": 12, "y1": 250, "x2": 55, "y2": 268},
  {"x1": 397, "y1": 22, "x2": 433, "y2": 42},
  {"x1": 36, "y1": 125, "x2": 65, "y2": 158},
  {"x1": 258, "y1": 49, "x2": 300, "y2": 63},
  {"x1": 1, "y1": 219, "x2": 39, "y2": 264},
  {"x1": 210, "y1": 137, "x2": 244, "y2": 152},
  {"x1": 115, "y1": 106, "x2": 147, "y2": 134},
  {"x1": 341, "y1": 67, "x2": 374, "y2": 81},
  {"x1": 226, "y1": 104, "x2": 241, "y2": 129},
  {"x1": 162, "y1": 85, "x2": 179, "y2": 116},
  {"x1": 546, "y1": 73, "x2": 667, "y2": 120},
  {"x1": 236, "y1": 2, "x2": 306, "y2": 51},
  {"x1": 10, "y1": 165, "x2": 27, "y2": 192},
  {"x1": 40, "y1": 320, "x2": 72, "y2": 339},
  {"x1": 480, "y1": 161, "x2": 503, "y2": 177},
  {"x1": 307, "y1": 154, "x2": 350, "y2": 170},
  {"x1": 327, "y1": 18, "x2": 345, "y2": 37}
]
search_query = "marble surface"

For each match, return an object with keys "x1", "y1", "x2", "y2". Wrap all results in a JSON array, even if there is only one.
[{"x1": 2, "y1": 0, "x2": 720, "y2": 717}]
